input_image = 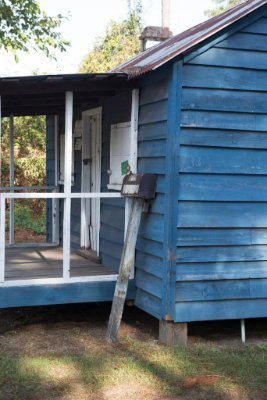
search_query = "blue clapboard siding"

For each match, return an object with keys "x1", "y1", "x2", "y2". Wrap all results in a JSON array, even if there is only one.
[
  {"x1": 99, "y1": 92, "x2": 132, "y2": 272},
  {"x1": 46, "y1": 116, "x2": 55, "y2": 242},
  {"x1": 134, "y1": 69, "x2": 171, "y2": 319},
  {"x1": 174, "y1": 15, "x2": 267, "y2": 322},
  {"x1": 0, "y1": 280, "x2": 135, "y2": 309}
]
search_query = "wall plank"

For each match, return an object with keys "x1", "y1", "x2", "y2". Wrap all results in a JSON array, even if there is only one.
[
  {"x1": 179, "y1": 174, "x2": 267, "y2": 201},
  {"x1": 180, "y1": 146, "x2": 267, "y2": 175},
  {"x1": 178, "y1": 201, "x2": 267, "y2": 228}
]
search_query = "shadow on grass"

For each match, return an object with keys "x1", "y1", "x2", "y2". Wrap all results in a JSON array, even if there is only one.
[
  {"x1": 0, "y1": 304, "x2": 265, "y2": 400},
  {"x1": 119, "y1": 338, "x2": 267, "y2": 400}
]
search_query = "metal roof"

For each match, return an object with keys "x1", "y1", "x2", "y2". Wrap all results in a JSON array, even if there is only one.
[
  {"x1": 0, "y1": 72, "x2": 133, "y2": 117},
  {"x1": 113, "y1": 0, "x2": 267, "y2": 77}
]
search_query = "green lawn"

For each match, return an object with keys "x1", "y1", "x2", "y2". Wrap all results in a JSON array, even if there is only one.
[{"x1": 0, "y1": 305, "x2": 265, "y2": 400}]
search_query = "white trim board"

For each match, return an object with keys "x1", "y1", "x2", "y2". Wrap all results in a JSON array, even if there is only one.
[{"x1": 0, "y1": 275, "x2": 119, "y2": 287}]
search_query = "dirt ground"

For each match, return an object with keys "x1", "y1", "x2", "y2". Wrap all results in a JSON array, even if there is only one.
[
  {"x1": 5, "y1": 228, "x2": 46, "y2": 244},
  {"x1": 0, "y1": 303, "x2": 265, "y2": 400}
]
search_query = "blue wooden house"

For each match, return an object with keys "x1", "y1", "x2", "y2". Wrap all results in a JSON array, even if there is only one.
[{"x1": 0, "y1": 0, "x2": 267, "y2": 345}]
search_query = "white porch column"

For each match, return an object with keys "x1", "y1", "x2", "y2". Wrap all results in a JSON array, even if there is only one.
[
  {"x1": 0, "y1": 96, "x2": 5, "y2": 282},
  {"x1": 63, "y1": 92, "x2": 73, "y2": 279},
  {"x1": 52, "y1": 115, "x2": 59, "y2": 244},
  {"x1": 9, "y1": 115, "x2": 14, "y2": 245},
  {"x1": 0, "y1": 96, "x2": 1, "y2": 189}
]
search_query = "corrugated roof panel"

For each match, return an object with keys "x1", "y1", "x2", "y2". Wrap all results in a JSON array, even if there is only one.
[{"x1": 113, "y1": 0, "x2": 267, "y2": 77}]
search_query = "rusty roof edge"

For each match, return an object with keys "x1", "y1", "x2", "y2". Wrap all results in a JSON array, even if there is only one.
[{"x1": 114, "y1": 0, "x2": 267, "y2": 78}]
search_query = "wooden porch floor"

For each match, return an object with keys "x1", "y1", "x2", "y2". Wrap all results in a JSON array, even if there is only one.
[{"x1": 5, "y1": 246, "x2": 116, "y2": 281}]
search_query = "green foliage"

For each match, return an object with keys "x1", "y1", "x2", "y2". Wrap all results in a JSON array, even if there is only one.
[
  {"x1": 1, "y1": 116, "x2": 47, "y2": 236},
  {"x1": 14, "y1": 203, "x2": 46, "y2": 234},
  {"x1": 0, "y1": 0, "x2": 70, "y2": 59},
  {"x1": 79, "y1": 0, "x2": 142, "y2": 73},
  {"x1": 1, "y1": 116, "x2": 46, "y2": 188},
  {"x1": 205, "y1": 0, "x2": 246, "y2": 17},
  {"x1": 6, "y1": 202, "x2": 46, "y2": 234}
]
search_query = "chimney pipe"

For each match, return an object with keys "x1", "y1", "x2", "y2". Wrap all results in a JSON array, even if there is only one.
[{"x1": 162, "y1": 0, "x2": 170, "y2": 29}]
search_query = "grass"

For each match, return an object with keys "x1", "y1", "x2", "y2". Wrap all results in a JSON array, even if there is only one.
[{"x1": 0, "y1": 305, "x2": 265, "y2": 400}]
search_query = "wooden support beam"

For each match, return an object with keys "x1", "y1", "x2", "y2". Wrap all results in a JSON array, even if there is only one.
[
  {"x1": 159, "y1": 321, "x2": 188, "y2": 347},
  {"x1": 125, "y1": 89, "x2": 139, "y2": 280},
  {"x1": 0, "y1": 96, "x2": 2, "y2": 188},
  {"x1": 52, "y1": 115, "x2": 59, "y2": 244},
  {"x1": 63, "y1": 92, "x2": 73, "y2": 280},
  {"x1": 0, "y1": 80, "x2": 134, "y2": 96},
  {"x1": 0, "y1": 195, "x2": 5, "y2": 283},
  {"x1": 106, "y1": 197, "x2": 144, "y2": 343},
  {"x1": 125, "y1": 90, "x2": 139, "y2": 235}
]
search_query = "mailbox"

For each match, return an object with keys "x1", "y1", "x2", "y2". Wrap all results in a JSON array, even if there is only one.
[{"x1": 121, "y1": 173, "x2": 157, "y2": 200}]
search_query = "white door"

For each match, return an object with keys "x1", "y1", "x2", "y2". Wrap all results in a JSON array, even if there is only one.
[{"x1": 81, "y1": 108, "x2": 102, "y2": 255}]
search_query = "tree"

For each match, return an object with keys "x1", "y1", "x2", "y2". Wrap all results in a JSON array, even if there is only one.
[
  {"x1": 79, "y1": 0, "x2": 142, "y2": 73},
  {"x1": 0, "y1": 0, "x2": 69, "y2": 59},
  {"x1": 205, "y1": 0, "x2": 246, "y2": 18},
  {"x1": 1, "y1": 116, "x2": 46, "y2": 188}
]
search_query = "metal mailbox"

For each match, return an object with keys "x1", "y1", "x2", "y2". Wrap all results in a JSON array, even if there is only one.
[{"x1": 121, "y1": 173, "x2": 157, "y2": 200}]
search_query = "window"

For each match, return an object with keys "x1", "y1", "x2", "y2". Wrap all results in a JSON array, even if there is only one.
[
  {"x1": 59, "y1": 134, "x2": 75, "y2": 184},
  {"x1": 108, "y1": 122, "x2": 131, "y2": 190}
]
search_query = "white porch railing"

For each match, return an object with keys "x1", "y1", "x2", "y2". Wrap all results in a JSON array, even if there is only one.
[
  {"x1": 0, "y1": 191, "x2": 122, "y2": 287},
  {"x1": 0, "y1": 89, "x2": 138, "y2": 288}
]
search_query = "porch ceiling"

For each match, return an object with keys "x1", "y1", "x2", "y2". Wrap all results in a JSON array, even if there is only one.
[{"x1": 0, "y1": 73, "x2": 135, "y2": 117}]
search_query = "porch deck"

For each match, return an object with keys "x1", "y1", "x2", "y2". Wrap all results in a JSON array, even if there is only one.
[
  {"x1": 0, "y1": 246, "x2": 136, "y2": 310},
  {"x1": 5, "y1": 246, "x2": 116, "y2": 281}
]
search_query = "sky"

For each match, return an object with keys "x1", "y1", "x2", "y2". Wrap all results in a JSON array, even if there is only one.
[{"x1": 0, "y1": 0, "x2": 214, "y2": 76}]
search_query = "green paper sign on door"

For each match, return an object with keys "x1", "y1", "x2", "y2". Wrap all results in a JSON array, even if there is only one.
[{"x1": 121, "y1": 160, "x2": 129, "y2": 176}]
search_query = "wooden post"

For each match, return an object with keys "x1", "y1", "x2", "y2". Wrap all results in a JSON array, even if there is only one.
[
  {"x1": 0, "y1": 195, "x2": 5, "y2": 283},
  {"x1": 106, "y1": 197, "x2": 143, "y2": 342},
  {"x1": 0, "y1": 96, "x2": 2, "y2": 189},
  {"x1": 9, "y1": 115, "x2": 14, "y2": 245},
  {"x1": 52, "y1": 115, "x2": 59, "y2": 244},
  {"x1": 63, "y1": 92, "x2": 73, "y2": 279},
  {"x1": 125, "y1": 89, "x2": 139, "y2": 276},
  {"x1": 159, "y1": 320, "x2": 188, "y2": 347}
]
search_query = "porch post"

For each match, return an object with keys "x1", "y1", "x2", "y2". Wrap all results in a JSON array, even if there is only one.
[
  {"x1": 0, "y1": 96, "x2": 5, "y2": 282},
  {"x1": 52, "y1": 115, "x2": 59, "y2": 244},
  {"x1": 0, "y1": 194, "x2": 5, "y2": 283},
  {"x1": 0, "y1": 96, "x2": 1, "y2": 189},
  {"x1": 9, "y1": 115, "x2": 14, "y2": 245},
  {"x1": 63, "y1": 92, "x2": 73, "y2": 279}
]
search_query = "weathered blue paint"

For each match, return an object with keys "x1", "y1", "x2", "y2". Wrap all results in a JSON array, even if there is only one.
[
  {"x1": 174, "y1": 13, "x2": 267, "y2": 322},
  {"x1": 39, "y1": 6, "x2": 267, "y2": 322},
  {"x1": 0, "y1": 280, "x2": 135, "y2": 309},
  {"x1": 134, "y1": 67, "x2": 171, "y2": 319},
  {"x1": 99, "y1": 92, "x2": 132, "y2": 271}
]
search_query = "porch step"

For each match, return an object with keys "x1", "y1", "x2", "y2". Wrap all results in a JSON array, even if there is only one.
[{"x1": 76, "y1": 249, "x2": 102, "y2": 264}]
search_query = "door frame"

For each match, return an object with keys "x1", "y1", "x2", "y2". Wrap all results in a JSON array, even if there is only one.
[{"x1": 81, "y1": 107, "x2": 102, "y2": 255}]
